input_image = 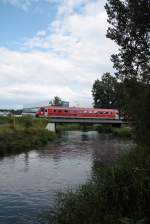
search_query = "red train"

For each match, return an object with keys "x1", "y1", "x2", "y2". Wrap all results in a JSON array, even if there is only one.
[{"x1": 36, "y1": 106, "x2": 119, "y2": 119}]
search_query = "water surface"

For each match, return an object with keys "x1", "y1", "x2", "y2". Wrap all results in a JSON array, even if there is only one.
[{"x1": 0, "y1": 131, "x2": 133, "y2": 224}]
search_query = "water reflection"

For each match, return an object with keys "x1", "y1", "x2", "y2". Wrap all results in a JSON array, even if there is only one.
[{"x1": 0, "y1": 131, "x2": 133, "y2": 224}]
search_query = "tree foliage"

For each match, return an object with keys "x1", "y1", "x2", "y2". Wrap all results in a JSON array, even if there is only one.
[
  {"x1": 105, "y1": 0, "x2": 150, "y2": 83},
  {"x1": 92, "y1": 73, "x2": 119, "y2": 109},
  {"x1": 52, "y1": 96, "x2": 62, "y2": 106},
  {"x1": 104, "y1": 0, "x2": 150, "y2": 144}
]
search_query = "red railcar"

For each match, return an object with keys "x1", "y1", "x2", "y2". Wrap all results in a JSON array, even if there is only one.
[{"x1": 36, "y1": 106, "x2": 119, "y2": 119}]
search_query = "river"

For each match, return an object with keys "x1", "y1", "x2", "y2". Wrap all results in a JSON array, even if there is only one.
[{"x1": 0, "y1": 131, "x2": 133, "y2": 224}]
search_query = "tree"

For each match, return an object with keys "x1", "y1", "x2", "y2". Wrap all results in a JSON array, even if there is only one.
[
  {"x1": 92, "y1": 73, "x2": 120, "y2": 109},
  {"x1": 52, "y1": 96, "x2": 62, "y2": 106},
  {"x1": 105, "y1": 0, "x2": 150, "y2": 144},
  {"x1": 105, "y1": 0, "x2": 150, "y2": 83}
]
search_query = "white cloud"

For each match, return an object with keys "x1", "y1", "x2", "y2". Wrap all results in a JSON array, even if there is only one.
[
  {"x1": 2, "y1": 0, "x2": 57, "y2": 11},
  {"x1": 0, "y1": 0, "x2": 117, "y2": 108},
  {"x1": 2, "y1": 0, "x2": 34, "y2": 10},
  {"x1": 0, "y1": 47, "x2": 94, "y2": 107},
  {"x1": 23, "y1": 0, "x2": 117, "y2": 70}
]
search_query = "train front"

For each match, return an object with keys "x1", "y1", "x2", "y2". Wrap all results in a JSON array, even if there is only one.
[{"x1": 35, "y1": 107, "x2": 45, "y2": 117}]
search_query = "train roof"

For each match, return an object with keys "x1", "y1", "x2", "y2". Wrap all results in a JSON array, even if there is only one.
[{"x1": 42, "y1": 106, "x2": 118, "y2": 111}]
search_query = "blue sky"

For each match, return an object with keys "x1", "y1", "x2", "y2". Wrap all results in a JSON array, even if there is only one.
[
  {"x1": 0, "y1": 0, "x2": 117, "y2": 109},
  {"x1": 0, "y1": 1, "x2": 57, "y2": 48}
]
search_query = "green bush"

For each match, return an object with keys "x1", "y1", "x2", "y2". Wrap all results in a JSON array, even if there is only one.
[
  {"x1": 0, "y1": 127, "x2": 56, "y2": 156},
  {"x1": 112, "y1": 127, "x2": 133, "y2": 138},
  {"x1": 95, "y1": 124, "x2": 113, "y2": 133},
  {"x1": 0, "y1": 116, "x2": 11, "y2": 125},
  {"x1": 0, "y1": 116, "x2": 54, "y2": 156}
]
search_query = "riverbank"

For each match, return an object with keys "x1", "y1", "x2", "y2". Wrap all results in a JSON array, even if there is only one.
[
  {"x1": 46, "y1": 144, "x2": 150, "y2": 224},
  {"x1": 95, "y1": 125, "x2": 133, "y2": 138},
  {"x1": 0, "y1": 115, "x2": 132, "y2": 157},
  {"x1": 57, "y1": 123, "x2": 133, "y2": 139},
  {"x1": 0, "y1": 116, "x2": 56, "y2": 156}
]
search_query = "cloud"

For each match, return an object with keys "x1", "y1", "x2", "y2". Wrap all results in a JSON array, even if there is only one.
[
  {"x1": 0, "y1": 47, "x2": 94, "y2": 107},
  {"x1": 2, "y1": 0, "x2": 34, "y2": 11},
  {"x1": 23, "y1": 0, "x2": 117, "y2": 71},
  {"x1": 1, "y1": 0, "x2": 57, "y2": 11},
  {"x1": 0, "y1": 0, "x2": 117, "y2": 108}
]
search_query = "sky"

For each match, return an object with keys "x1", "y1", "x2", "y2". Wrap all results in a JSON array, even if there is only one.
[{"x1": 0, "y1": 0, "x2": 117, "y2": 109}]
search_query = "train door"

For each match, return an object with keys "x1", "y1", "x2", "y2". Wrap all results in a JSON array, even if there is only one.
[{"x1": 45, "y1": 108, "x2": 48, "y2": 117}]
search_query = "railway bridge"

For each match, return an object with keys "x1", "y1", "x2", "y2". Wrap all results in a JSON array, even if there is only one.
[{"x1": 46, "y1": 118, "x2": 127, "y2": 132}]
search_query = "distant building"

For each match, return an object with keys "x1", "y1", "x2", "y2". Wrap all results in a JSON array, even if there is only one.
[
  {"x1": 22, "y1": 107, "x2": 39, "y2": 116},
  {"x1": 61, "y1": 101, "x2": 69, "y2": 107}
]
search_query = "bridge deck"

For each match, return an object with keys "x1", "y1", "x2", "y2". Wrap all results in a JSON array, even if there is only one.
[{"x1": 48, "y1": 118, "x2": 126, "y2": 124}]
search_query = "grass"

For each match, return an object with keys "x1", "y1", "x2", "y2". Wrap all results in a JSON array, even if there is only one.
[
  {"x1": 95, "y1": 124, "x2": 113, "y2": 133},
  {"x1": 56, "y1": 123, "x2": 131, "y2": 134},
  {"x1": 0, "y1": 116, "x2": 56, "y2": 156},
  {"x1": 111, "y1": 126, "x2": 134, "y2": 138},
  {"x1": 44, "y1": 145, "x2": 150, "y2": 224},
  {"x1": 95, "y1": 124, "x2": 134, "y2": 138}
]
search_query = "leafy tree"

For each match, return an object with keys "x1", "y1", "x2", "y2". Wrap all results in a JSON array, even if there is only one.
[
  {"x1": 52, "y1": 96, "x2": 62, "y2": 106},
  {"x1": 105, "y1": 0, "x2": 150, "y2": 144},
  {"x1": 92, "y1": 73, "x2": 119, "y2": 109},
  {"x1": 105, "y1": 0, "x2": 150, "y2": 83}
]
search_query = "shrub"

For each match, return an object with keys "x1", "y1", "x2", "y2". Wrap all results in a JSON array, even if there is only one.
[
  {"x1": 0, "y1": 127, "x2": 56, "y2": 157},
  {"x1": 95, "y1": 124, "x2": 113, "y2": 133},
  {"x1": 112, "y1": 127, "x2": 133, "y2": 138}
]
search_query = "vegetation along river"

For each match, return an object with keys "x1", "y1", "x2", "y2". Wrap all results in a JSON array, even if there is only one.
[{"x1": 0, "y1": 131, "x2": 133, "y2": 224}]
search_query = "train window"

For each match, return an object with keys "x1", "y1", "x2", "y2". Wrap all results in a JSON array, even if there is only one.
[
  {"x1": 64, "y1": 110, "x2": 68, "y2": 112},
  {"x1": 58, "y1": 110, "x2": 62, "y2": 112},
  {"x1": 54, "y1": 110, "x2": 56, "y2": 112}
]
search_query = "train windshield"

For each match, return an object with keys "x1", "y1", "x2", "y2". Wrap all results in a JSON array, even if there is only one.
[{"x1": 40, "y1": 107, "x2": 45, "y2": 112}]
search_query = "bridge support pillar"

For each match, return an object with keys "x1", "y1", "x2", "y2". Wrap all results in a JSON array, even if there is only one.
[{"x1": 46, "y1": 123, "x2": 56, "y2": 132}]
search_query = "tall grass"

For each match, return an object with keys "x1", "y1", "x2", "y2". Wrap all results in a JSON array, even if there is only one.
[
  {"x1": 0, "y1": 116, "x2": 56, "y2": 156},
  {"x1": 0, "y1": 115, "x2": 48, "y2": 128},
  {"x1": 46, "y1": 145, "x2": 150, "y2": 224},
  {"x1": 112, "y1": 126, "x2": 134, "y2": 138},
  {"x1": 95, "y1": 125, "x2": 134, "y2": 138}
]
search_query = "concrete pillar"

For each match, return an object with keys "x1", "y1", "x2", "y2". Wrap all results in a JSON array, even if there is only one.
[{"x1": 46, "y1": 123, "x2": 56, "y2": 132}]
